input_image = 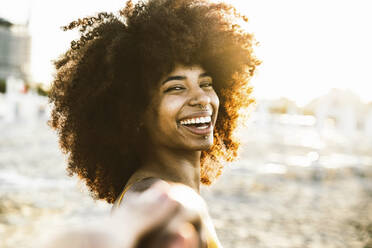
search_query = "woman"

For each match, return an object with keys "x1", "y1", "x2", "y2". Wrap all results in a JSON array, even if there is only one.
[{"x1": 48, "y1": 0, "x2": 259, "y2": 247}]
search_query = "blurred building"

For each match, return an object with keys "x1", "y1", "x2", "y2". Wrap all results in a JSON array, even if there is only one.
[
  {"x1": 0, "y1": 17, "x2": 31, "y2": 86},
  {"x1": 304, "y1": 89, "x2": 372, "y2": 137}
]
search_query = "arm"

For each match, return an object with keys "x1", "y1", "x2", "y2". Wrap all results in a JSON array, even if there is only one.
[{"x1": 44, "y1": 181, "x2": 207, "y2": 248}]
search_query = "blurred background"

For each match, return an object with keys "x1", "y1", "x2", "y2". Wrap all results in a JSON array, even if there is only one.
[{"x1": 0, "y1": 0, "x2": 371, "y2": 247}]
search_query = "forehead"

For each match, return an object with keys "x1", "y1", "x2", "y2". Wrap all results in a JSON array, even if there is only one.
[
  {"x1": 167, "y1": 64, "x2": 206, "y2": 76},
  {"x1": 158, "y1": 64, "x2": 212, "y2": 88}
]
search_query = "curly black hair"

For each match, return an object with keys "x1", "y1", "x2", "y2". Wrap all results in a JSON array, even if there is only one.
[{"x1": 48, "y1": 0, "x2": 260, "y2": 203}]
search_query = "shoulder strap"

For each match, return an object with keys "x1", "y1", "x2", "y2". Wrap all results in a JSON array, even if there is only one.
[{"x1": 112, "y1": 170, "x2": 158, "y2": 212}]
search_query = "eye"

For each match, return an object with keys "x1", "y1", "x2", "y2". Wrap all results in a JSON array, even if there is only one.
[
  {"x1": 164, "y1": 85, "x2": 185, "y2": 93},
  {"x1": 200, "y1": 81, "x2": 213, "y2": 89}
]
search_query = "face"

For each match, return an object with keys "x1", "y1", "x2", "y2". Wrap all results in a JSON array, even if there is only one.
[{"x1": 143, "y1": 64, "x2": 219, "y2": 151}]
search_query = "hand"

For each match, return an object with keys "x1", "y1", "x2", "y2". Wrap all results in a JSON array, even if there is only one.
[
  {"x1": 116, "y1": 181, "x2": 208, "y2": 248},
  {"x1": 43, "y1": 182, "x2": 207, "y2": 248}
]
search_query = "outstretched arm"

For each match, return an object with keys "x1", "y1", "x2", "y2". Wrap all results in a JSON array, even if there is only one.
[{"x1": 44, "y1": 181, "x2": 208, "y2": 248}]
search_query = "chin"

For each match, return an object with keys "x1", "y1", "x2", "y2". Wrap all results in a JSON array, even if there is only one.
[{"x1": 190, "y1": 137, "x2": 214, "y2": 151}]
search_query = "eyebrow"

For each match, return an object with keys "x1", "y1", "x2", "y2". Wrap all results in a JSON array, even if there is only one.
[{"x1": 161, "y1": 72, "x2": 211, "y2": 85}]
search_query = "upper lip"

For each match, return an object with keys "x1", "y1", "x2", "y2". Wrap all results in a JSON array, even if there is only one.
[{"x1": 178, "y1": 111, "x2": 213, "y2": 121}]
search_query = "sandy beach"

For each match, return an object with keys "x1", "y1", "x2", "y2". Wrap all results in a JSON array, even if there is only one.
[{"x1": 0, "y1": 118, "x2": 371, "y2": 248}]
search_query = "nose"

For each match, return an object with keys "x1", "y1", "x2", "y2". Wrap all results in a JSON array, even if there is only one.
[{"x1": 188, "y1": 86, "x2": 211, "y2": 107}]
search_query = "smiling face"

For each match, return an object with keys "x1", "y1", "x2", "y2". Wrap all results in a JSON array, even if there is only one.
[{"x1": 143, "y1": 64, "x2": 219, "y2": 152}]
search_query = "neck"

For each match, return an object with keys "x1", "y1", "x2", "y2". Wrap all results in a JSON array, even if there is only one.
[{"x1": 140, "y1": 146, "x2": 201, "y2": 192}]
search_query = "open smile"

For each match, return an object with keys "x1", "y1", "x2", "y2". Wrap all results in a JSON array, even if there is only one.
[{"x1": 178, "y1": 116, "x2": 213, "y2": 135}]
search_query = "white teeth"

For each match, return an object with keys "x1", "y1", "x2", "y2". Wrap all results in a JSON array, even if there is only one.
[
  {"x1": 196, "y1": 125, "x2": 208, "y2": 129},
  {"x1": 180, "y1": 116, "x2": 212, "y2": 125}
]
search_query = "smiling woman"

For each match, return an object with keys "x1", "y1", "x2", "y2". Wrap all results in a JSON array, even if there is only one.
[{"x1": 48, "y1": 0, "x2": 259, "y2": 247}]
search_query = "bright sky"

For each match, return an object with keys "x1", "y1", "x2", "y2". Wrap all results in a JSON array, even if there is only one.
[{"x1": 1, "y1": 0, "x2": 372, "y2": 105}]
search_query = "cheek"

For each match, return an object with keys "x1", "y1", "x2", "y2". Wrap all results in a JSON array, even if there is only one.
[
  {"x1": 212, "y1": 92, "x2": 220, "y2": 112},
  {"x1": 157, "y1": 97, "x2": 183, "y2": 125}
]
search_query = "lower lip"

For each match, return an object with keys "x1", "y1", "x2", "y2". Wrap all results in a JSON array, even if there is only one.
[{"x1": 180, "y1": 123, "x2": 213, "y2": 135}]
